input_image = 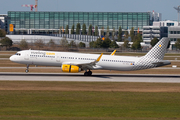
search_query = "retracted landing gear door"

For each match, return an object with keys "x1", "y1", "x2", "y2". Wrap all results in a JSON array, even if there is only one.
[{"x1": 56, "y1": 53, "x2": 60, "y2": 62}]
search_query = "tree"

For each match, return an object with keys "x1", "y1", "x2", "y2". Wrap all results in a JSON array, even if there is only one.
[
  {"x1": 0, "y1": 37, "x2": 13, "y2": 49},
  {"x1": 88, "y1": 24, "x2": 92, "y2": 35},
  {"x1": 124, "y1": 31, "x2": 129, "y2": 39},
  {"x1": 76, "y1": 23, "x2": 81, "y2": 34},
  {"x1": 60, "y1": 37, "x2": 68, "y2": 48},
  {"x1": 175, "y1": 39, "x2": 180, "y2": 50},
  {"x1": 136, "y1": 33, "x2": 143, "y2": 42},
  {"x1": 59, "y1": 26, "x2": 62, "y2": 34},
  {"x1": 105, "y1": 26, "x2": 110, "y2": 38},
  {"x1": 89, "y1": 41, "x2": 95, "y2": 48},
  {"x1": 123, "y1": 40, "x2": 130, "y2": 48},
  {"x1": 78, "y1": 42, "x2": 86, "y2": 48},
  {"x1": 112, "y1": 27, "x2": 115, "y2": 40},
  {"x1": 94, "y1": 38, "x2": 103, "y2": 48},
  {"x1": 65, "y1": 25, "x2": 69, "y2": 34},
  {"x1": 48, "y1": 39, "x2": 55, "y2": 48},
  {"x1": 0, "y1": 29, "x2": 6, "y2": 37},
  {"x1": 19, "y1": 39, "x2": 28, "y2": 49},
  {"x1": 130, "y1": 27, "x2": 135, "y2": 42},
  {"x1": 34, "y1": 39, "x2": 44, "y2": 50},
  {"x1": 102, "y1": 37, "x2": 111, "y2": 48},
  {"x1": 82, "y1": 24, "x2": 86, "y2": 35},
  {"x1": 117, "y1": 26, "x2": 122, "y2": 42},
  {"x1": 150, "y1": 37, "x2": 159, "y2": 47},
  {"x1": 69, "y1": 41, "x2": 77, "y2": 48},
  {"x1": 131, "y1": 40, "x2": 141, "y2": 50},
  {"x1": 110, "y1": 40, "x2": 119, "y2": 48},
  {"x1": 71, "y1": 24, "x2": 75, "y2": 34},
  {"x1": 62, "y1": 26, "x2": 64, "y2": 34},
  {"x1": 101, "y1": 27, "x2": 104, "y2": 36},
  {"x1": 95, "y1": 26, "x2": 98, "y2": 36}
]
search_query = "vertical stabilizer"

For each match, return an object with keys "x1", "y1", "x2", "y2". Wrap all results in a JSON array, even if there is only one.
[
  {"x1": 144, "y1": 37, "x2": 169, "y2": 60},
  {"x1": 132, "y1": 38, "x2": 170, "y2": 70}
]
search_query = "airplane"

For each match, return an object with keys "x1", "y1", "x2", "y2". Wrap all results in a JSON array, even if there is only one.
[{"x1": 9, "y1": 38, "x2": 171, "y2": 76}]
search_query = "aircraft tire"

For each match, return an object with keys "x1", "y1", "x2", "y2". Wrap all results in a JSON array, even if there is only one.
[
  {"x1": 88, "y1": 71, "x2": 92, "y2": 76},
  {"x1": 84, "y1": 71, "x2": 92, "y2": 76},
  {"x1": 25, "y1": 69, "x2": 29, "y2": 73},
  {"x1": 84, "y1": 72, "x2": 88, "y2": 76}
]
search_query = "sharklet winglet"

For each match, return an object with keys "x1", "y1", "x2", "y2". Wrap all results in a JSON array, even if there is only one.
[
  {"x1": 96, "y1": 53, "x2": 103, "y2": 62},
  {"x1": 111, "y1": 50, "x2": 116, "y2": 56}
]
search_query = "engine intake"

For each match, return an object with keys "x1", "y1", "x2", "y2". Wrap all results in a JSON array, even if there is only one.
[{"x1": 62, "y1": 64, "x2": 81, "y2": 73}]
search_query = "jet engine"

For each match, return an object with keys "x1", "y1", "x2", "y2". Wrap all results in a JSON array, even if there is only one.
[{"x1": 62, "y1": 64, "x2": 81, "y2": 73}]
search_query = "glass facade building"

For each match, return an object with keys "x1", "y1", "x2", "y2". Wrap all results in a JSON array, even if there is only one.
[{"x1": 8, "y1": 11, "x2": 160, "y2": 34}]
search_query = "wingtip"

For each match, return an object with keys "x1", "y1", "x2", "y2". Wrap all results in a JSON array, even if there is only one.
[
  {"x1": 111, "y1": 50, "x2": 116, "y2": 56},
  {"x1": 96, "y1": 53, "x2": 103, "y2": 62}
]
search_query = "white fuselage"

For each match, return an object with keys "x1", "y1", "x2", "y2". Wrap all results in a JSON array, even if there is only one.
[
  {"x1": 10, "y1": 50, "x2": 141, "y2": 71},
  {"x1": 9, "y1": 38, "x2": 171, "y2": 74}
]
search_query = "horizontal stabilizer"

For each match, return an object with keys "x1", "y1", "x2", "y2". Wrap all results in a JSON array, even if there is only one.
[{"x1": 152, "y1": 60, "x2": 171, "y2": 67}]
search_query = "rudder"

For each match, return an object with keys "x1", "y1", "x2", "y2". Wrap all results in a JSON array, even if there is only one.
[{"x1": 144, "y1": 37, "x2": 169, "y2": 60}]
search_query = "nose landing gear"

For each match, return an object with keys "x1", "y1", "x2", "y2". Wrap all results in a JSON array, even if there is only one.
[{"x1": 25, "y1": 64, "x2": 29, "y2": 73}]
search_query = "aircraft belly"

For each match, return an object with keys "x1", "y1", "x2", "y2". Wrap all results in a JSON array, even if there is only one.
[
  {"x1": 31, "y1": 58, "x2": 61, "y2": 66},
  {"x1": 99, "y1": 63, "x2": 134, "y2": 71}
]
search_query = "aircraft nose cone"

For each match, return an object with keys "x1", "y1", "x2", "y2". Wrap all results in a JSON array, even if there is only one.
[{"x1": 9, "y1": 55, "x2": 15, "y2": 61}]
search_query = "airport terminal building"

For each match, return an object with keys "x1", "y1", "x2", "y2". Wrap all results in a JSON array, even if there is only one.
[{"x1": 7, "y1": 11, "x2": 161, "y2": 34}]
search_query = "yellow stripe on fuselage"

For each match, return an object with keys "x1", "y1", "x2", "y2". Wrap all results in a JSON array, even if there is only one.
[{"x1": 46, "y1": 52, "x2": 55, "y2": 56}]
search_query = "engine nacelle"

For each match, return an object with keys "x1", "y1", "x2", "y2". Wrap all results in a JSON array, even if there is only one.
[{"x1": 62, "y1": 64, "x2": 81, "y2": 73}]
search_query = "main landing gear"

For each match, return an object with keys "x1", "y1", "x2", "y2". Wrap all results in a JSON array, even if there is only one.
[
  {"x1": 84, "y1": 70, "x2": 92, "y2": 76},
  {"x1": 25, "y1": 64, "x2": 29, "y2": 73}
]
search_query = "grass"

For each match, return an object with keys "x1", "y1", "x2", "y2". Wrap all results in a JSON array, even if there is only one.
[
  {"x1": 0, "y1": 51, "x2": 16, "y2": 55},
  {"x1": 162, "y1": 62, "x2": 180, "y2": 67},
  {"x1": 0, "y1": 60, "x2": 25, "y2": 67},
  {"x1": 0, "y1": 55, "x2": 11, "y2": 58},
  {"x1": 0, "y1": 82, "x2": 180, "y2": 120},
  {"x1": 1, "y1": 91, "x2": 180, "y2": 120},
  {"x1": 164, "y1": 57, "x2": 180, "y2": 60}
]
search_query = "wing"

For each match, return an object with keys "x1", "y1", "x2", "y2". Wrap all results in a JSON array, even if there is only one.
[{"x1": 62, "y1": 53, "x2": 103, "y2": 70}]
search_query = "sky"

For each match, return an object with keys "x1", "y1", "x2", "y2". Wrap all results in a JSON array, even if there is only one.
[{"x1": 0, "y1": 0, "x2": 180, "y2": 21}]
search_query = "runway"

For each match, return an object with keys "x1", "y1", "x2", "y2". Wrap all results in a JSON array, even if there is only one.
[
  {"x1": 0, "y1": 67, "x2": 180, "y2": 69},
  {"x1": 0, "y1": 72, "x2": 180, "y2": 83}
]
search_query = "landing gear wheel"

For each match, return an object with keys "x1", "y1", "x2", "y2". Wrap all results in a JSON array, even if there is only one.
[
  {"x1": 25, "y1": 69, "x2": 29, "y2": 73},
  {"x1": 84, "y1": 70, "x2": 92, "y2": 76},
  {"x1": 88, "y1": 71, "x2": 92, "y2": 76},
  {"x1": 84, "y1": 72, "x2": 89, "y2": 76},
  {"x1": 25, "y1": 64, "x2": 29, "y2": 73}
]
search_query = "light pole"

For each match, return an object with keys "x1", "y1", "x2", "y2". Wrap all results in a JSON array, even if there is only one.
[{"x1": 174, "y1": 6, "x2": 180, "y2": 26}]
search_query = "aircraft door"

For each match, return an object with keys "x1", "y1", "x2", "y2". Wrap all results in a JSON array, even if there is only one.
[
  {"x1": 56, "y1": 53, "x2": 60, "y2": 62},
  {"x1": 24, "y1": 51, "x2": 29, "y2": 60}
]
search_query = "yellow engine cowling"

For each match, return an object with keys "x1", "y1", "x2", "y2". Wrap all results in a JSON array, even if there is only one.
[{"x1": 62, "y1": 64, "x2": 81, "y2": 73}]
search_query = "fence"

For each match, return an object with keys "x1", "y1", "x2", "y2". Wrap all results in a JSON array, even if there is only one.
[
  {"x1": 55, "y1": 34, "x2": 99, "y2": 42},
  {"x1": 6, "y1": 34, "x2": 99, "y2": 45}
]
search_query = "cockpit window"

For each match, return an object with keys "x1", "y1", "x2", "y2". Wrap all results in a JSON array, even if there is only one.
[{"x1": 15, "y1": 53, "x2": 21, "y2": 56}]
